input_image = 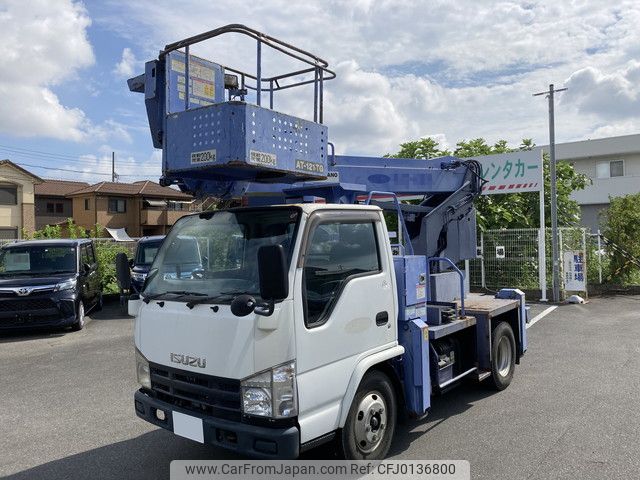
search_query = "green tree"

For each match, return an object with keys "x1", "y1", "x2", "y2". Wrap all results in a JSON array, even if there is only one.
[
  {"x1": 389, "y1": 137, "x2": 590, "y2": 230},
  {"x1": 387, "y1": 137, "x2": 451, "y2": 159},
  {"x1": 602, "y1": 193, "x2": 640, "y2": 282}
]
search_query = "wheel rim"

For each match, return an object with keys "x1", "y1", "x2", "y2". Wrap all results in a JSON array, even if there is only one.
[
  {"x1": 78, "y1": 303, "x2": 85, "y2": 326},
  {"x1": 353, "y1": 390, "x2": 387, "y2": 454},
  {"x1": 497, "y1": 335, "x2": 512, "y2": 377}
]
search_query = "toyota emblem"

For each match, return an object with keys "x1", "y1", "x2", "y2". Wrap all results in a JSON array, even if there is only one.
[{"x1": 16, "y1": 287, "x2": 31, "y2": 296}]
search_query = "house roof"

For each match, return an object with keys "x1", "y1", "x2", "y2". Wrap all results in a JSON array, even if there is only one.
[
  {"x1": 67, "y1": 180, "x2": 192, "y2": 200},
  {"x1": 35, "y1": 179, "x2": 90, "y2": 197},
  {"x1": 0, "y1": 159, "x2": 43, "y2": 182},
  {"x1": 538, "y1": 133, "x2": 640, "y2": 160}
]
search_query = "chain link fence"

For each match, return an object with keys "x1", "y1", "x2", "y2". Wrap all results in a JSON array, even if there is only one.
[{"x1": 469, "y1": 227, "x2": 588, "y2": 299}]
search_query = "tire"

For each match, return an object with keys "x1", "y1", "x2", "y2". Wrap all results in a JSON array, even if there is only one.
[
  {"x1": 93, "y1": 292, "x2": 103, "y2": 312},
  {"x1": 338, "y1": 370, "x2": 396, "y2": 460},
  {"x1": 71, "y1": 301, "x2": 85, "y2": 331},
  {"x1": 489, "y1": 321, "x2": 516, "y2": 390}
]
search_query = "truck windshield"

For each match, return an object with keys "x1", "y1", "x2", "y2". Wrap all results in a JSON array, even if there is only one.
[
  {"x1": 0, "y1": 245, "x2": 77, "y2": 276},
  {"x1": 143, "y1": 207, "x2": 301, "y2": 301}
]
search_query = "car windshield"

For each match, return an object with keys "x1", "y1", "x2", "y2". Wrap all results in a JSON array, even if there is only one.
[
  {"x1": 0, "y1": 245, "x2": 77, "y2": 276},
  {"x1": 143, "y1": 207, "x2": 301, "y2": 301},
  {"x1": 135, "y1": 240, "x2": 163, "y2": 266}
]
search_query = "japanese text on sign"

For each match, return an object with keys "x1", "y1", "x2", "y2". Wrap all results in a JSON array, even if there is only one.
[
  {"x1": 471, "y1": 150, "x2": 543, "y2": 195},
  {"x1": 563, "y1": 250, "x2": 586, "y2": 291}
]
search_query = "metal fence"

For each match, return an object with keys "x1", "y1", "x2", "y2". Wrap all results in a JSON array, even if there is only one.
[{"x1": 469, "y1": 227, "x2": 587, "y2": 299}]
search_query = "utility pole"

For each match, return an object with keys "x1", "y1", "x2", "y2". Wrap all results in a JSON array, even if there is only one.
[
  {"x1": 534, "y1": 84, "x2": 567, "y2": 303},
  {"x1": 112, "y1": 151, "x2": 116, "y2": 182}
]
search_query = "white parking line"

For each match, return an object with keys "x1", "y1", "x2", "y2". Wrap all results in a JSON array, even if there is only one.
[{"x1": 526, "y1": 305, "x2": 558, "y2": 329}]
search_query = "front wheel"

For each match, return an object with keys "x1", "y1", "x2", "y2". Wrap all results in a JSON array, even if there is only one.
[
  {"x1": 489, "y1": 321, "x2": 516, "y2": 390},
  {"x1": 70, "y1": 301, "x2": 85, "y2": 331},
  {"x1": 339, "y1": 370, "x2": 396, "y2": 460}
]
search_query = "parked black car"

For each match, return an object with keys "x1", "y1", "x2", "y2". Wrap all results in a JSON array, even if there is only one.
[
  {"x1": 130, "y1": 235, "x2": 165, "y2": 292},
  {"x1": 0, "y1": 239, "x2": 102, "y2": 332}
]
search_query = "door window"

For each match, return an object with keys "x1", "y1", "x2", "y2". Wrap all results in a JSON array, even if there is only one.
[
  {"x1": 303, "y1": 221, "x2": 380, "y2": 327},
  {"x1": 80, "y1": 245, "x2": 92, "y2": 267}
]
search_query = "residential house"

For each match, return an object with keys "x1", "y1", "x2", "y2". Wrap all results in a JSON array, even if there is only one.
[
  {"x1": 34, "y1": 180, "x2": 89, "y2": 230},
  {"x1": 0, "y1": 159, "x2": 42, "y2": 239},
  {"x1": 67, "y1": 180, "x2": 195, "y2": 237},
  {"x1": 540, "y1": 133, "x2": 640, "y2": 232}
]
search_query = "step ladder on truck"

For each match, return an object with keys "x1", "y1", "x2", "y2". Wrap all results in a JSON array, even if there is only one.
[{"x1": 118, "y1": 24, "x2": 528, "y2": 460}]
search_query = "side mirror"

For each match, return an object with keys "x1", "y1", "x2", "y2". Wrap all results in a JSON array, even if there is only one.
[
  {"x1": 230, "y1": 294, "x2": 257, "y2": 317},
  {"x1": 115, "y1": 252, "x2": 132, "y2": 290},
  {"x1": 83, "y1": 263, "x2": 92, "y2": 274},
  {"x1": 258, "y1": 244, "x2": 288, "y2": 301},
  {"x1": 128, "y1": 258, "x2": 134, "y2": 268}
]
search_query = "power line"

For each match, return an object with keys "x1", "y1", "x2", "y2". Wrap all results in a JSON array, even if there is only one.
[
  {"x1": 0, "y1": 143, "x2": 159, "y2": 168},
  {"x1": 14, "y1": 161, "x2": 158, "y2": 179}
]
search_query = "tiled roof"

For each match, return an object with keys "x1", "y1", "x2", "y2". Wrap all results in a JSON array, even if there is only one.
[
  {"x1": 0, "y1": 159, "x2": 43, "y2": 182},
  {"x1": 67, "y1": 180, "x2": 192, "y2": 200},
  {"x1": 35, "y1": 179, "x2": 90, "y2": 197}
]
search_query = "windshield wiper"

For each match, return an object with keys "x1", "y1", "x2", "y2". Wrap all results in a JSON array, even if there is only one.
[
  {"x1": 184, "y1": 291, "x2": 260, "y2": 309},
  {"x1": 142, "y1": 290, "x2": 207, "y2": 303},
  {"x1": 184, "y1": 293, "x2": 237, "y2": 309}
]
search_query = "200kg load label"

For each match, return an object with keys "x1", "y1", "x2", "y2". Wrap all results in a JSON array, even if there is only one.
[
  {"x1": 295, "y1": 159, "x2": 325, "y2": 174},
  {"x1": 249, "y1": 150, "x2": 277, "y2": 167},
  {"x1": 191, "y1": 149, "x2": 217, "y2": 164}
]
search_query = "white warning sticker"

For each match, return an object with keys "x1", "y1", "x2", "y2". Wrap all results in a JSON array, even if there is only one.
[
  {"x1": 249, "y1": 150, "x2": 277, "y2": 167},
  {"x1": 191, "y1": 149, "x2": 217, "y2": 164}
]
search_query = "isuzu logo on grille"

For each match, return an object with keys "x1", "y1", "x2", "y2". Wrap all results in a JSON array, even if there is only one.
[
  {"x1": 16, "y1": 287, "x2": 32, "y2": 296},
  {"x1": 170, "y1": 352, "x2": 206, "y2": 368}
]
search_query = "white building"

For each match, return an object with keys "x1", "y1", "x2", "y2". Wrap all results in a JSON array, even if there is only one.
[{"x1": 540, "y1": 133, "x2": 640, "y2": 232}]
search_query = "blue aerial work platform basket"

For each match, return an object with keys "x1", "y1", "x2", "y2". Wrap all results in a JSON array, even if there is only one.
[{"x1": 128, "y1": 24, "x2": 335, "y2": 195}]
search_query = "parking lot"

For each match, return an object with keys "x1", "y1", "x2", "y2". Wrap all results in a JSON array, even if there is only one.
[{"x1": 1, "y1": 296, "x2": 640, "y2": 479}]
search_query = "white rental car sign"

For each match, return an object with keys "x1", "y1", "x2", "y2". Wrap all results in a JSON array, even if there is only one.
[{"x1": 471, "y1": 150, "x2": 543, "y2": 195}]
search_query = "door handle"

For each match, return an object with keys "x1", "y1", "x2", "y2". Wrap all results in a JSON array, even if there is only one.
[{"x1": 375, "y1": 311, "x2": 389, "y2": 326}]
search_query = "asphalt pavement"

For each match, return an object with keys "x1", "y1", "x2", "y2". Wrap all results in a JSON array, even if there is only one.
[{"x1": 1, "y1": 296, "x2": 639, "y2": 479}]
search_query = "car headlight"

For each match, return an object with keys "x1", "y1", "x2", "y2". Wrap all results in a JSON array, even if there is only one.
[
  {"x1": 132, "y1": 272, "x2": 147, "y2": 283},
  {"x1": 135, "y1": 349, "x2": 151, "y2": 389},
  {"x1": 54, "y1": 278, "x2": 77, "y2": 292},
  {"x1": 241, "y1": 361, "x2": 297, "y2": 418}
]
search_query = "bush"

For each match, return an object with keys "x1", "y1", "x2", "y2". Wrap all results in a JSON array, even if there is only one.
[
  {"x1": 95, "y1": 241, "x2": 131, "y2": 294},
  {"x1": 602, "y1": 193, "x2": 640, "y2": 283}
]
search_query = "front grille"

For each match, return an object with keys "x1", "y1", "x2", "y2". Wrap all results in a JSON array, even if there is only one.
[
  {"x1": 0, "y1": 298, "x2": 57, "y2": 312},
  {"x1": 149, "y1": 363, "x2": 242, "y2": 422}
]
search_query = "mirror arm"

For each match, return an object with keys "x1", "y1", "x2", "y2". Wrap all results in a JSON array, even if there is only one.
[{"x1": 254, "y1": 300, "x2": 274, "y2": 316}]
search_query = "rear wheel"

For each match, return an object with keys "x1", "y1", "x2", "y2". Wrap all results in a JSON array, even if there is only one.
[
  {"x1": 70, "y1": 301, "x2": 85, "y2": 331},
  {"x1": 489, "y1": 321, "x2": 515, "y2": 390},
  {"x1": 339, "y1": 370, "x2": 396, "y2": 460}
]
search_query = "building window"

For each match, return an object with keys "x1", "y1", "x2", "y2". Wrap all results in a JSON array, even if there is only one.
[
  {"x1": 0, "y1": 227, "x2": 18, "y2": 239},
  {"x1": 0, "y1": 185, "x2": 17, "y2": 205},
  {"x1": 84, "y1": 198, "x2": 90, "y2": 210},
  {"x1": 46, "y1": 202, "x2": 54, "y2": 213},
  {"x1": 596, "y1": 160, "x2": 624, "y2": 179},
  {"x1": 55, "y1": 203, "x2": 63, "y2": 214},
  {"x1": 108, "y1": 198, "x2": 127, "y2": 213}
]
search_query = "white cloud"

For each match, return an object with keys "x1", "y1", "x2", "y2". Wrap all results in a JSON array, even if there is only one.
[
  {"x1": 114, "y1": 47, "x2": 137, "y2": 78},
  {"x1": 0, "y1": 0, "x2": 95, "y2": 141},
  {"x1": 99, "y1": 0, "x2": 640, "y2": 153}
]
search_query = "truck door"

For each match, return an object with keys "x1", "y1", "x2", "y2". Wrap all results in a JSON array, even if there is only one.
[{"x1": 294, "y1": 210, "x2": 397, "y2": 442}]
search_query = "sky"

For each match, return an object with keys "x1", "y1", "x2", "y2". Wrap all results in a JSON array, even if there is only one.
[{"x1": 0, "y1": 0, "x2": 638, "y2": 184}]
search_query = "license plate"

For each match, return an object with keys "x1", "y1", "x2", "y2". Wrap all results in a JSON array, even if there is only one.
[{"x1": 172, "y1": 411, "x2": 204, "y2": 443}]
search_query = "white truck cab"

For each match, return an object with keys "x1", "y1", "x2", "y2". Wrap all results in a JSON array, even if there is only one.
[{"x1": 130, "y1": 204, "x2": 406, "y2": 458}]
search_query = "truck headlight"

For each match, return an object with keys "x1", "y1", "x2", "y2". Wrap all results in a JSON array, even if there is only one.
[
  {"x1": 135, "y1": 349, "x2": 151, "y2": 389},
  {"x1": 54, "y1": 278, "x2": 77, "y2": 292},
  {"x1": 241, "y1": 361, "x2": 297, "y2": 418}
]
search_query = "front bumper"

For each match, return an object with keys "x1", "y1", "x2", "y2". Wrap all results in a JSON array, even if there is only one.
[
  {"x1": 134, "y1": 389, "x2": 300, "y2": 459},
  {"x1": 0, "y1": 296, "x2": 77, "y2": 330}
]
